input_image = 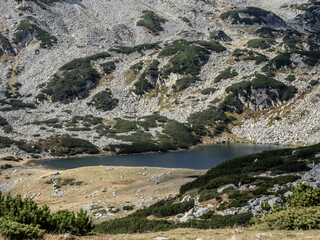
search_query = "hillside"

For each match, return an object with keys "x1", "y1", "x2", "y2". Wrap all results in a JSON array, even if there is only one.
[
  {"x1": 0, "y1": 0, "x2": 319, "y2": 158},
  {"x1": 93, "y1": 143, "x2": 320, "y2": 234}
]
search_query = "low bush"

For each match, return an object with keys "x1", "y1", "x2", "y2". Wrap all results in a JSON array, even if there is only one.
[
  {"x1": 247, "y1": 38, "x2": 275, "y2": 49},
  {"x1": 201, "y1": 88, "x2": 216, "y2": 95},
  {"x1": 310, "y1": 79, "x2": 319, "y2": 86},
  {"x1": 88, "y1": 89, "x2": 118, "y2": 111},
  {"x1": 173, "y1": 76, "x2": 199, "y2": 92},
  {"x1": 137, "y1": 10, "x2": 166, "y2": 35},
  {"x1": 160, "y1": 40, "x2": 225, "y2": 79},
  {"x1": 101, "y1": 61, "x2": 116, "y2": 74},
  {"x1": 287, "y1": 183, "x2": 320, "y2": 208},
  {"x1": 14, "y1": 20, "x2": 57, "y2": 48},
  {"x1": 0, "y1": 193, "x2": 93, "y2": 236},
  {"x1": 220, "y1": 7, "x2": 285, "y2": 26},
  {"x1": 110, "y1": 43, "x2": 159, "y2": 54},
  {"x1": 0, "y1": 117, "x2": 8, "y2": 126},
  {"x1": 41, "y1": 52, "x2": 110, "y2": 103},
  {"x1": 214, "y1": 67, "x2": 238, "y2": 83},
  {"x1": 133, "y1": 60, "x2": 159, "y2": 95},
  {"x1": 0, "y1": 218, "x2": 45, "y2": 240},
  {"x1": 253, "y1": 207, "x2": 320, "y2": 230}
]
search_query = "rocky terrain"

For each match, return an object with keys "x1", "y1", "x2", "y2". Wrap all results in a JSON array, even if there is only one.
[{"x1": 0, "y1": 0, "x2": 319, "y2": 158}]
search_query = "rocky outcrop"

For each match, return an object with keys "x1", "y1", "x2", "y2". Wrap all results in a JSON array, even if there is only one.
[{"x1": 295, "y1": 3, "x2": 320, "y2": 32}]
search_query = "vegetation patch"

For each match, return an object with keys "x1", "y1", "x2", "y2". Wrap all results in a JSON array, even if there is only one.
[
  {"x1": 247, "y1": 38, "x2": 276, "y2": 49},
  {"x1": 14, "y1": 20, "x2": 57, "y2": 48},
  {"x1": 233, "y1": 49, "x2": 268, "y2": 65},
  {"x1": 201, "y1": 88, "x2": 217, "y2": 95},
  {"x1": 188, "y1": 106, "x2": 233, "y2": 137},
  {"x1": 222, "y1": 74, "x2": 297, "y2": 113},
  {"x1": 220, "y1": 7, "x2": 285, "y2": 27},
  {"x1": 173, "y1": 76, "x2": 199, "y2": 92},
  {"x1": 0, "y1": 100, "x2": 36, "y2": 111},
  {"x1": 41, "y1": 52, "x2": 110, "y2": 103},
  {"x1": 214, "y1": 67, "x2": 238, "y2": 83},
  {"x1": 109, "y1": 43, "x2": 159, "y2": 54},
  {"x1": 15, "y1": 135, "x2": 99, "y2": 156},
  {"x1": 88, "y1": 89, "x2": 118, "y2": 111},
  {"x1": 132, "y1": 60, "x2": 160, "y2": 96},
  {"x1": 179, "y1": 144, "x2": 317, "y2": 194},
  {"x1": 160, "y1": 40, "x2": 225, "y2": 79},
  {"x1": 137, "y1": 10, "x2": 166, "y2": 35},
  {"x1": 0, "y1": 193, "x2": 92, "y2": 238},
  {"x1": 0, "y1": 32, "x2": 15, "y2": 56},
  {"x1": 255, "y1": 27, "x2": 283, "y2": 38},
  {"x1": 101, "y1": 61, "x2": 116, "y2": 75}
]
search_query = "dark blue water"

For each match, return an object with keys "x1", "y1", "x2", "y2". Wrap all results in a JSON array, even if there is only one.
[{"x1": 37, "y1": 143, "x2": 283, "y2": 170}]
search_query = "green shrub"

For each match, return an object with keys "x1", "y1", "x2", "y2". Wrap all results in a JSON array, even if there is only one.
[
  {"x1": 181, "y1": 17, "x2": 190, "y2": 23},
  {"x1": 310, "y1": 79, "x2": 319, "y2": 86},
  {"x1": 94, "y1": 217, "x2": 175, "y2": 234},
  {"x1": 232, "y1": 49, "x2": 268, "y2": 65},
  {"x1": 214, "y1": 67, "x2": 238, "y2": 83},
  {"x1": 0, "y1": 218, "x2": 45, "y2": 240},
  {"x1": 164, "y1": 45, "x2": 210, "y2": 77},
  {"x1": 173, "y1": 76, "x2": 199, "y2": 92},
  {"x1": 247, "y1": 38, "x2": 275, "y2": 49},
  {"x1": 0, "y1": 136, "x2": 14, "y2": 148},
  {"x1": 0, "y1": 100, "x2": 36, "y2": 111},
  {"x1": 160, "y1": 40, "x2": 225, "y2": 78},
  {"x1": 224, "y1": 74, "x2": 297, "y2": 113},
  {"x1": 199, "y1": 189, "x2": 220, "y2": 202},
  {"x1": 88, "y1": 89, "x2": 118, "y2": 111},
  {"x1": 14, "y1": 20, "x2": 57, "y2": 48},
  {"x1": 163, "y1": 120, "x2": 199, "y2": 149},
  {"x1": 30, "y1": 118, "x2": 59, "y2": 125},
  {"x1": 113, "y1": 119, "x2": 138, "y2": 133},
  {"x1": 0, "y1": 32, "x2": 14, "y2": 56},
  {"x1": 101, "y1": 61, "x2": 116, "y2": 74},
  {"x1": 109, "y1": 43, "x2": 159, "y2": 54},
  {"x1": 271, "y1": 53, "x2": 292, "y2": 69},
  {"x1": 137, "y1": 10, "x2": 166, "y2": 35},
  {"x1": 0, "y1": 117, "x2": 8, "y2": 126},
  {"x1": 285, "y1": 74, "x2": 296, "y2": 82},
  {"x1": 133, "y1": 60, "x2": 159, "y2": 95},
  {"x1": 287, "y1": 183, "x2": 320, "y2": 208},
  {"x1": 3, "y1": 125, "x2": 13, "y2": 134},
  {"x1": 220, "y1": 7, "x2": 285, "y2": 26},
  {"x1": 0, "y1": 193, "x2": 92, "y2": 236},
  {"x1": 254, "y1": 207, "x2": 320, "y2": 230},
  {"x1": 255, "y1": 27, "x2": 281, "y2": 38},
  {"x1": 57, "y1": 135, "x2": 99, "y2": 155},
  {"x1": 41, "y1": 52, "x2": 110, "y2": 103},
  {"x1": 1, "y1": 156, "x2": 20, "y2": 162},
  {"x1": 201, "y1": 88, "x2": 216, "y2": 95}
]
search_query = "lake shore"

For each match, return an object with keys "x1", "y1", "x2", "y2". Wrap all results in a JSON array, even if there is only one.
[{"x1": 0, "y1": 165, "x2": 206, "y2": 219}]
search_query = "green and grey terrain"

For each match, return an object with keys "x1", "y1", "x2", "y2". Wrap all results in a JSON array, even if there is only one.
[{"x1": 0, "y1": 0, "x2": 320, "y2": 158}]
